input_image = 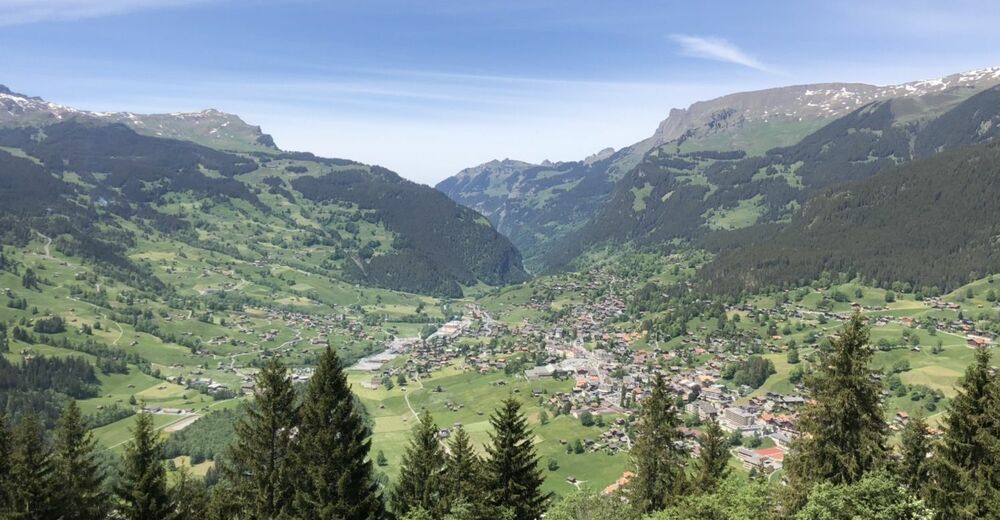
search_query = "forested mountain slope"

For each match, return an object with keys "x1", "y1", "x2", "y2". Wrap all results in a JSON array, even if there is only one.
[
  {"x1": 0, "y1": 90, "x2": 527, "y2": 297},
  {"x1": 435, "y1": 151, "x2": 626, "y2": 268},
  {"x1": 701, "y1": 141, "x2": 1000, "y2": 293},
  {"x1": 545, "y1": 85, "x2": 1000, "y2": 276},
  {"x1": 437, "y1": 68, "x2": 1000, "y2": 270}
]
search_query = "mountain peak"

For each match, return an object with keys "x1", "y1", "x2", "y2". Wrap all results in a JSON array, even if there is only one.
[
  {"x1": 0, "y1": 83, "x2": 277, "y2": 152},
  {"x1": 583, "y1": 147, "x2": 616, "y2": 165},
  {"x1": 650, "y1": 66, "x2": 1000, "y2": 151},
  {"x1": 453, "y1": 158, "x2": 536, "y2": 179}
]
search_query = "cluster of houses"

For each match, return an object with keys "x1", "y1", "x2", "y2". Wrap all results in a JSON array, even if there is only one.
[{"x1": 181, "y1": 262, "x2": 997, "y2": 487}]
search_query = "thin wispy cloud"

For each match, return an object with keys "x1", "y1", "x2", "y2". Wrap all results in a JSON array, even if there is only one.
[
  {"x1": 0, "y1": 0, "x2": 211, "y2": 26},
  {"x1": 670, "y1": 34, "x2": 778, "y2": 73}
]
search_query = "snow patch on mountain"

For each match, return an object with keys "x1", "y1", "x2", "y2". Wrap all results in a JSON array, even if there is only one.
[
  {"x1": 0, "y1": 85, "x2": 276, "y2": 151},
  {"x1": 651, "y1": 67, "x2": 1000, "y2": 146}
]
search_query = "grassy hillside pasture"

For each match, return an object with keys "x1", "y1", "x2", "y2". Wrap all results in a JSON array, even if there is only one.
[{"x1": 350, "y1": 365, "x2": 629, "y2": 496}]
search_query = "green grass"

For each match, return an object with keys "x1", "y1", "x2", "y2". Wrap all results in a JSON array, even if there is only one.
[
  {"x1": 93, "y1": 413, "x2": 180, "y2": 452},
  {"x1": 351, "y1": 365, "x2": 629, "y2": 496},
  {"x1": 677, "y1": 119, "x2": 831, "y2": 156},
  {"x1": 703, "y1": 195, "x2": 765, "y2": 230},
  {"x1": 631, "y1": 183, "x2": 653, "y2": 212},
  {"x1": 3, "y1": 212, "x2": 997, "y2": 497}
]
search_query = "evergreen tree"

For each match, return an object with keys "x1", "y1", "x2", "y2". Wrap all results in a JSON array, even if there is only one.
[
  {"x1": 205, "y1": 481, "x2": 242, "y2": 520},
  {"x1": 483, "y1": 397, "x2": 550, "y2": 520},
  {"x1": 693, "y1": 418, "x2": 731, "y2": 492},
  {"x1": 8, "y1": 414, "x2": 55, "y2": 520},
  {"x1": 983, "y1": 373, "x2": 1000, "y2": 518},
  {"x1": 0, "y1": 415, "x2": 11, "y2": 518},
  {"x1": 897, "y1": 415, "x2": 930, "y2": 495},
  {"x1": 648, "y1": 475, "x2": 775, "y2": 520},
  {"x1": 52, "y1": 401, "x2": 109, "y2": 520},
  {"x1": 293, "y1": 347, "x2": 384, "y2": 520},
  {"x1": 796, "y1": 471, "x2": 932, "y2": 520},
  {"x1": 224, "y1": 357, "x2": 298, "y2": 519},
  {"x1": 392, "y1": 410, "x2": 447, "y2": 517},
  {"x1": 626, "y1": 374, "x2": 688, "y2": 516},
  {"x1": 171, "y1": 465, "x2": 209, "y2": 519},
  {"x1": 21, "y1": 268, "x2": 39, "y2": 290},
  {"x1": 115, "y1": 411, "x2": 173, "y2": 520},
  {"x1": 928, "y1": 346, "x2": 998, "y2": 519},
  {"x1": 784, "y1": 314, "x2": 887, "y2": 510},
  {"x1": 787, "y1": 347, "x2": 800, "y2": 365},
  {"x1": 443, "y1": 426, "x2": 485, "y2": 512},
  {"x1": 545, "y1": 491, "x2": 621, "y2": 520}
]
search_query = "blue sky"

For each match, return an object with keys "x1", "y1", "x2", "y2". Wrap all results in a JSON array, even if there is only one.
[{"x1": 2, "y1": 0, "x2": 999, "y2": 184}]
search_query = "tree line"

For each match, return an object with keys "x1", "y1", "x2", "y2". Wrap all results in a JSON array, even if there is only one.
[
  {"x1": 547, "y1": 314, "x2": 1000, "y2": 520},
  {"x1": 2, "y1": 317, "x2": 998, "y2": 519},
  {"x1": 701, "y1": 141, "x2": 1000, "y2": 295},
  {"x1": 0, "y1": 347, "x2": 549, "y2": 520}
]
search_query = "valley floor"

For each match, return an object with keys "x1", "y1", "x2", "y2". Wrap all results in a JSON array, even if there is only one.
[{"x1": 2, "y1": 237, "x2": 998, "y2": 495}]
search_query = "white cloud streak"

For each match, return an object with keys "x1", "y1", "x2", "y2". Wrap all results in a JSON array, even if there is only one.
[
  {"x1": 670, "y1": 34, "x2": 778, "y2": 73},
  {"x1": 0, "y1": 0, "x2": 210, "y2": 25}
]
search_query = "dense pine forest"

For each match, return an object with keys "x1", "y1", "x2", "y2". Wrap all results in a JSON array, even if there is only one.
[{"x1": 702, "y1": 141, "x2": 1000, "y2": 294}]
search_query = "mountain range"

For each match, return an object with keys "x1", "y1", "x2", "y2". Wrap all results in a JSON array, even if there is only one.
[
  {"x1": 437, "y1": 67, "x2": 1000, "y2": 273},
  {"x1": 4, "y1": 66, "x2": 1000, "y2": 299},
  {"x1": 0, "y1": 85, "x2": 277, "y2": 152},
  {"x1": 438, "y1": 67, "x2": 1000, "y2": 293},
  {"x1": 0, "y1": 86, "x2": 527, "y2": 297}
]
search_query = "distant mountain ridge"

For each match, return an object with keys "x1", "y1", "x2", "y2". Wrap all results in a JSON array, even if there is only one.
[
  {"x1": 553, "y1": 84, "x2": 1000, "y2": 268},
  {"x1": 0, "y1": 85, "x2": 527, "y2": 297},
  {"x1": 437, "y1": 67, "x2": 1000, "y2": 273},
  {"x1": 650, "y1": 67, "x2": 1000, "y2": 151},
  {"x1": 0, "y1": 85, "x2": 278, "y2": 152},
  {"x1": 436, "y1": 67, "x2": 1000, "y2": 271},
  {"x1": 436, "y1": 151, "x2": 630, "y2": 269}
]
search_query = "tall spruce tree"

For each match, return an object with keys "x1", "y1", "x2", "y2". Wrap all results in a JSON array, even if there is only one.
[
  {"x1": 983, "y1": 373, "x2": 1000, "y2": 518},
  {"x1": 483, "y1": 397, "x2": 550, "y2": 520},
  {"x1": 0, "y1": 415, "x2": 11, "y2": 518},
  {"x1": 224, "y1": 357, "x2": 298, "y2": 519},
  {"x1": 52, "y1": 401, "x2": 109, "y2": 520},
  {"x1": 172, "y1": 465, "x2": 209, "y2": 519},
  {"x1": 626, "y1": 374, "x2": 688, "y2": 516},
  {"x1": 784, "y1": 314, "x2": 887, "y2": 510},
  {"x1": 8, "y1": 414, "x2": 55, "y2": 520},
  {"x1": 443, "y1": 426, "x2": 485, "y2": 512},
  {"x1": 205, "y1": 481, "x2": 242, "y2": 520},
  {"x1": 928, "y1": 346, "x2": 998, "y2": 519},
  {"x1": 293, "y1": 347, "x2": 384, "y2": 520},
  {"x1": 693, "y1": 418, "x2": 731, "y2": 492},
  {"x1": 392, "y1": 409, "x2": 447, "y2": 517},
  {"x1": 898, "y1": 414, "x2": 931, "y2": 495},
  {"x1": 115, "y1": 410, "x2": 173, "y2": 520}
]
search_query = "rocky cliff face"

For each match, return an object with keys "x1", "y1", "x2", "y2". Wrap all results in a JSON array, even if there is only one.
[{"x1": 650, "y1": 68, "x2": 1000, "y2": 149}]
